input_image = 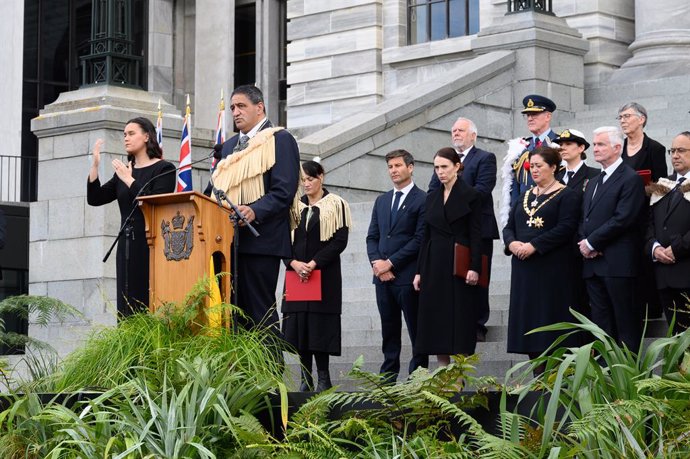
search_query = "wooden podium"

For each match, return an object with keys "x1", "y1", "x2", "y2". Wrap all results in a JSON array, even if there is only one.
[{"x1": 138, "y1": 191, "x2": 233, "y2": 327}]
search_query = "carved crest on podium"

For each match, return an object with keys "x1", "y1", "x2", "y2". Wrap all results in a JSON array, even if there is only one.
[{"x1": 161, "y1": 211, "x2": 195, "y2": 261}]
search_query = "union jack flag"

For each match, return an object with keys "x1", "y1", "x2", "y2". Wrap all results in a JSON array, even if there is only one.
[
  {"x1": 212, "y1": 90, "x2": 226, "y2": 170},
  {"x1": 177, "y1": 95, "x2": 193, "y2": 192},
  {"x1": 156, "y1": 98, "x2": 163, "y2": 152}
]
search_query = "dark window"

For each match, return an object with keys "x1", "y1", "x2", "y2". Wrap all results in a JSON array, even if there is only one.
[
  {"x1": 22, "y1": 0, "x2": 93, "y2": 202},
  {"x1": 408, "y1": 0, "x2": 479, "y2": 45}
]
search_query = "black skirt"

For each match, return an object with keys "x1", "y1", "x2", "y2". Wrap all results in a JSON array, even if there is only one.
[{"x1": 282, "y1": 311, "x2": 341, "y2": 355}]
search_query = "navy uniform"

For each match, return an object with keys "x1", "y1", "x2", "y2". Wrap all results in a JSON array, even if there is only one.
[{"x1": 509, "y1": 95, "x2": 558, "y2": 207}]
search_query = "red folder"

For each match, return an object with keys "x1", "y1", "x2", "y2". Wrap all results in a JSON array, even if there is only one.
[
  {"x1": 453, "y1": 243, "x2": 489, "y2": 288},
  {"x1": 284, "y1": 270, "x2": 322, "y2": 301},
  {"x1": 637, "y1": 169, "x2": 652, "y2": 186}
]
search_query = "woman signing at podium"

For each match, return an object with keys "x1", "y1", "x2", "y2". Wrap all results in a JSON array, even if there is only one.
[{"x1": 87, "y1": 117, "x2": 176, "y2": 318}]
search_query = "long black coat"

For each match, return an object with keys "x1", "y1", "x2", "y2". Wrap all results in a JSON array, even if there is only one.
[
  {"x1": 622, "y1": 134, "x2": 667, "y2": 182},
  {"x1": 282, "y1": 190, "x2": 349, "y2": 315},
  {"x1": 415, "y1": 178, "x2": 482, "y2": 355}
]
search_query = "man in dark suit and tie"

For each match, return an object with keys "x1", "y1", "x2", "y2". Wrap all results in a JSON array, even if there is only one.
[
  {"x1": 429, "y1": 117, "x2": 499, "y2": 341},
  {"x1": 578, "y1": 126, "x2": 646, "y2": 350},
  {"x1": 367, "y1": 149, "x2": 428, "y2": 382},
  {"x1": 645, "y1": 131, "x2": 690, "y2": 332},
  {"x1": 206, "y1": 85, "x2": 300, "y2": 333}
]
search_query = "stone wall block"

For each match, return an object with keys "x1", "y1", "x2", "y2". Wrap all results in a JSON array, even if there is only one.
[
  {"x1": 287, "y1": 0, "x2": 305, "y2": 19},
  {"x1": 331, "y1": 4, "x2": 381, "y2": 31},
  {"x1": 332, "y1": 50, "x2": 381, "y2": 78},
  {"x1": 30, "y1": 237, "x2": 115, "y2": 283},
  {"x1": 30, "y1": 201, "x2": 49, "y2": 242},
  {"x1": 287, "y1": 58, "x2": 333, "y2": 84},
  {"x1": 53, "y1": 132, "x2": 90, "y2": 160},
  {"x1": 330, "y1": 96, "x2": 381, "y2": 124},
  {"x1": 288, "y1": 11, "x2": 332, "y2": 40},
  {"x1": 303, "y1": 0, "x2": 375, "y2": 16},
  {"x1": 548, "y1": 51, "x2": 584, "y2": 87},
  {"x1": 288, "y1": 102, "x2": 333, "y2": 129},
  {"x1": 48, "y1": 197, "x2": 86, "y2": 240}
]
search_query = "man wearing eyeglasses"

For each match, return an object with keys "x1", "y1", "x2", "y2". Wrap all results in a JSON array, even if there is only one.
[
  {"x1": 645, "y1": 131, "x2": 690, "y2": 332},
  {"x1": 505, "y1": 95, "x2": 559, "y2": 208}
]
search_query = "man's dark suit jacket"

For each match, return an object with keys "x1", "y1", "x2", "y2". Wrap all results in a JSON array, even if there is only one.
[
  {"x1": 429, "y1": 146, "x2": 499, "y2": 240},
  {"x1": 579, "y1": 162, "x2": 645, "y2": 278},
  {"x1": 366, "y1": 185, "x2": 426, "y2": 286},
  {"x1": 557, "y1": 164, "x2": 600, "y2": 195},
  {"x1": 205, "y1": 121, "x2": 300, "y2": 259},
  {"x1": 645, "y1": 173, "x2": 690, "y2": 290}
]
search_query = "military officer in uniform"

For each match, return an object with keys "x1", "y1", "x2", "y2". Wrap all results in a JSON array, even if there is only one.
[{"x1": 504, "y1": 95, "x2": 559, "y2": 211}]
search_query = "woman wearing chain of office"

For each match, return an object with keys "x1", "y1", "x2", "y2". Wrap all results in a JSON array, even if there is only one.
[{"x1": 503, "y1": 146, "x2": 581, "y2": 371}]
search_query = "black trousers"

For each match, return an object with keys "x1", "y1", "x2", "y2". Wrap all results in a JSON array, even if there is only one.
[
  {"x1": 476, "y1": 238, "x2": 494, "y2": 332},
  {"x1": 235, "y1": 254, "x2": 281, "y2": 331},
  {"x1": 376, "y1": 282, "x2": 428, "y2": 378},
  {"x1": 586, "y1": 275, "x2": 641, "y2": 350},
  {"x1": 658, "y1": 287, "x2": 690, "y2": 332}
]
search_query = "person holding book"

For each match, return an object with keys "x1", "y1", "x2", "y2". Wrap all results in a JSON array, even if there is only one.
[
  {"x1": 413, "y1": 147, "x2": 482, "y2": 366},
  {"x1": 282, "y1": 160, "x2": 351, "y2": 391},
  {"x1": 503, "y1": 146, "x2": 580, "y2": 371}
]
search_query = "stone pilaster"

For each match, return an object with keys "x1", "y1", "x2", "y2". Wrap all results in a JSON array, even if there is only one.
[
  {"x1": 193, "y1": 0, "x2": 234, "y2": 130},
  {"x1": 472, "y1": 10, "x2": 589, "y2": 131},
  {"x1": 0, "y1": 0, "x2": 24, "y2": 160},
  {"x1": 608, "y1": 0, "x2": 690, "y2": 83},
  {"x1": 148, "y1": 0, "x2": 175, "y2": 96},
  {"x1": 286, "y1": 0, "x2": 383, "y2": 135}
]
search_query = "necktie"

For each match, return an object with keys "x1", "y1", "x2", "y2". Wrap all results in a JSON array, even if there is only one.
[
  {"x1": 234, "y1": 135, "x2": 249, "y2": 152},
  {"x1": 457, "y1": 153, "x2": 464, "y2": 162},
  {"x1": 535, "y1": 138, "x2": 542, "y2": 149},
  {"x1": 390, "y1": 191, "x2": 403, "y2": 226},
  {"x1": 591, "y1": 171, "x2": 606, "y2": 201},
  {"x1": 670, "y1": 176, "x2": 687, "y2": 208},
  {"x1": 566, "y1": 170, "x2": 575, "y2": 184}
]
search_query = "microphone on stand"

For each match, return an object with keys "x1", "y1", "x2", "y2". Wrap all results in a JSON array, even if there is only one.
[{"x1": 103, "y1": 145, "x2": 225, "y2": 263}]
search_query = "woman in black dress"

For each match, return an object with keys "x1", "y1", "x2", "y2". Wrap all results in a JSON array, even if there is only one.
[
  {"x1": 503, "y1": 146, "x2": 580, "y2": 365},
  {"x1": 618, "y1": 102, "x2": 667, "y2": 181},
  {"x1": 413, "y1": 148, "x2": 483, "y2": 366},
  {"x1": 618, "y1": 102, "x2": 667, "y2": 319},
  {"x1": 282, "y1": 160, "x2": 351, "y2": 391},
  {"x1": 553, "y1": 130, "x2": 599, "y2": 320},
  {"x1": 87, "y1": 117, "x2": 176, "y2": 318}
]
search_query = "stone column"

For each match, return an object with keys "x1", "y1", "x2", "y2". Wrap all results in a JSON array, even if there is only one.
[
  {"x1": 194, "y1": 0, "x2": 234, "y2": 130},
  {"x1": 148, "y1": 0, "x2": 175, "y2": 96},
  {"x1": 611, "y1": 0, "x2": 690, "y2": 81}
]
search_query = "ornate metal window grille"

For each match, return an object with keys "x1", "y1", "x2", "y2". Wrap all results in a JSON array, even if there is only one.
[
  {"x1": 80, "y1": 0, "x2": 146, "y2": 88},
  {"x1": 408, "y1": 0, "x2": 480, "y2": 45},
  {"x1": 507, "y1": 0, "x2": 554, "y2": 14}
]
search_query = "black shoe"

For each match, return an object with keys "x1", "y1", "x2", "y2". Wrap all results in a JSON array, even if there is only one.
[
  {"x1": 299, "y1": 370, "x2": 313, "y2": 392},
  {"x1": 316, "y1": 370, "x2": 332, "y2": 392}
]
